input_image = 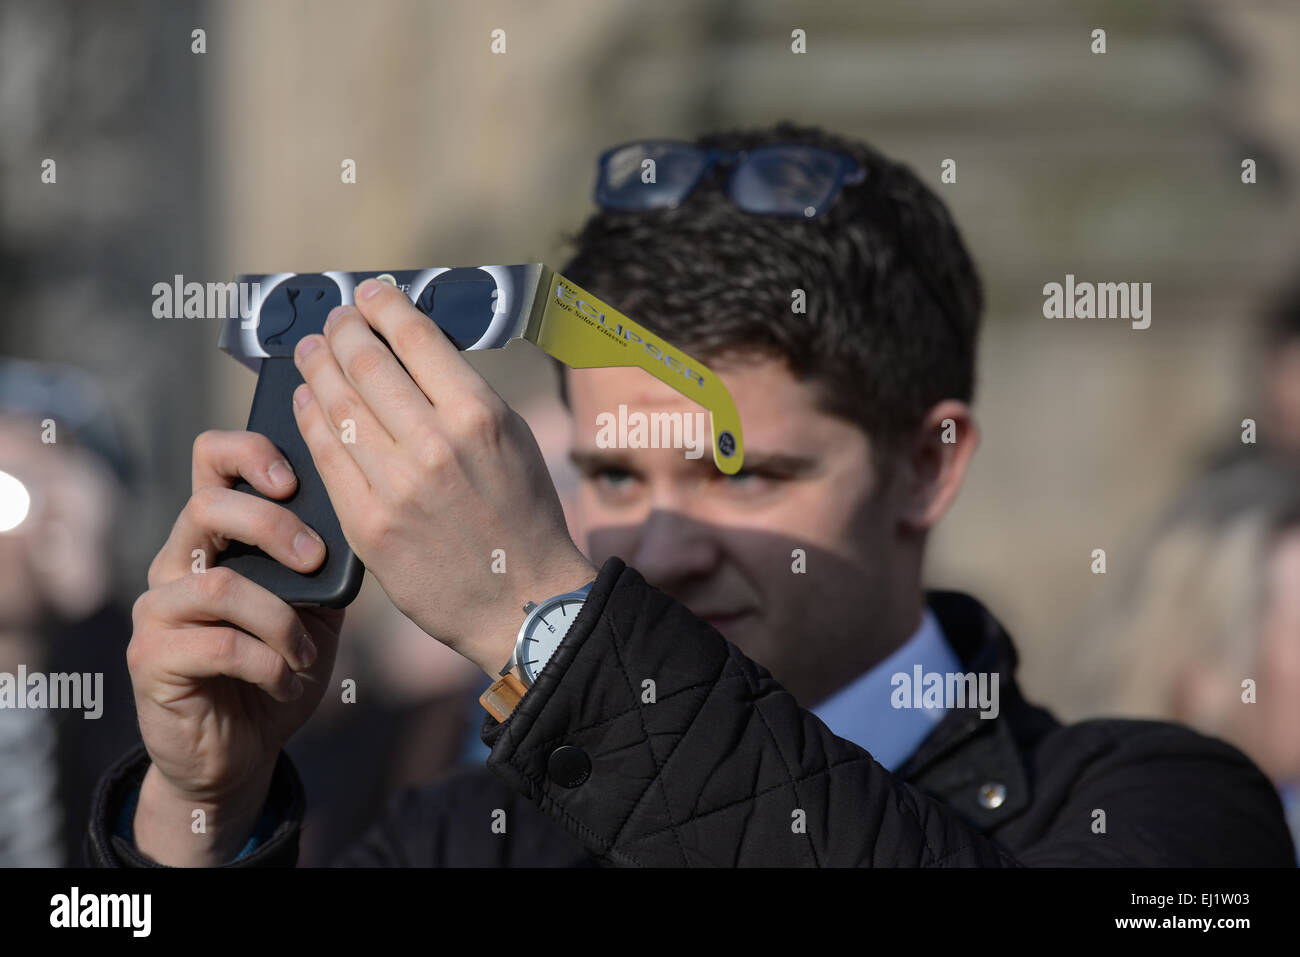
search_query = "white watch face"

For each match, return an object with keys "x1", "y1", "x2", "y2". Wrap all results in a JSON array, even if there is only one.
[{"x1": 518, "y1": 597, "x2": 585, "y2": 683}]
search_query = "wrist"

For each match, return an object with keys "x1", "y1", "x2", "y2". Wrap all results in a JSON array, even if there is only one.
[
  {"x1": 469, "y1": 551, "x2": 597, "y2": 678},
  {"x1": 133, "y1": 762, "x2": 276, "y2": 867}
]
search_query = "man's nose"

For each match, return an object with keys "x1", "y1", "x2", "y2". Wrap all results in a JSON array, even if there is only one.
[{"x1": 629, "y1": 506, "x2": 719, "y2": 589}]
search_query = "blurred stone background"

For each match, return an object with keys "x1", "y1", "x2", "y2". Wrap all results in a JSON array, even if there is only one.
[{"x1": 2, "y1": 0, "x2": 1298, "y2": 721}]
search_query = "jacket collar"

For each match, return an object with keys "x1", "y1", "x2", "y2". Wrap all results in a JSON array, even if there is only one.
[{"x1": 894, "y1": 591, "x2": 1037, "y2": 831}]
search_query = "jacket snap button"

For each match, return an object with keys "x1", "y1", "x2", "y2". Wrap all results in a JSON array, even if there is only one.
[
  {"x1": 977, "y1": 782, "x2": 1007, "y2": 809},
  {"x1": 547, "y1": 746, "x2": 591, "y2": 788}
]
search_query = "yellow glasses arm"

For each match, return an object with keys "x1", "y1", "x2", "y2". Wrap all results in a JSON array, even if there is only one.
[{"x1": 519, "y1": 268, "x2": 743, "y2": 474}]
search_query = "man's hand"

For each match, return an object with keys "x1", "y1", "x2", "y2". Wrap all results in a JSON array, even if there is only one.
[
  {"x1": 291, "y1": 277, "x2": 596, "y2": 677},
  {"x1": 128, "y1": 430, "x2": 343, "y2": 866}
]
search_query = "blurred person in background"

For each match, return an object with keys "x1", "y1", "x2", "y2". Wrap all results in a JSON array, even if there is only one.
[
  {"x1": 1206, "y1": 272, "x2": 1300, "y2": 474},
  {"x1": 0, "y1": 358, "x2": 137, "y2": 865},
  {"x1": 1256, "y1": 275, "x2": 1300, "y2": 465},
  {"x1": 1078, "y1": 461, "x2": 1300, "y2": 862}
]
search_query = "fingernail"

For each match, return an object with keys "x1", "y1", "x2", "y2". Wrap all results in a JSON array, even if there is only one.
[
  {"x1": 293, "y1": 384, "x2": 312, "y2": 409},
  {"x1": 267, "y1": 459, "x2": 295, "y2": 488},
  {"x1": 286, "y1": 675, "x2": 305, "y2": 700},
  {"x1": 296, "y1": 336, "x2": 321, "y2": 361},
  {"x1": 294, "y1": 529, "x2": 325, "y2": 563},
  {"x1": 297, "y1": 631, "x2": 318, "y2": 670},
  {"x1": 357, "y1": 278, "x2": 383, "y2": 300},
  {"x1": 323, "y1": 305, "x2": 348, "y2": 334}
]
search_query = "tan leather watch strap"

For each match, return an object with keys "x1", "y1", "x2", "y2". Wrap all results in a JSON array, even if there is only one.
[{"x1": 479, "y1": 671, "x2": 529, "y2": 722}]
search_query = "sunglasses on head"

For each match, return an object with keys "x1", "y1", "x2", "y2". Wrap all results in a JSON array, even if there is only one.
[
  {"x1": 593, "y1": 138, "x2": 967, "y2": 342},
  {"x1": 594, "y1": 140, "x2": 867, "y2": 219}
]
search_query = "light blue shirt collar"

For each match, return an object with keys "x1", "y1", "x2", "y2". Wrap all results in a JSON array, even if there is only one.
[{"x1": 810, "y1": 608, "x2": 962, "y2": 772}]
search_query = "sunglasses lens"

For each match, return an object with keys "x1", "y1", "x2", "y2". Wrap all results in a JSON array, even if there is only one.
[
  {"x1": 731, "y1": 147, "x2": 848, "y2": 217},
  {"x1": 259, "y1": 275, "x2": 342, "y2": 347},
  {"x1": 597, "y1": 143, "x2": 710, "y2": 211},
  {"x1": 411, "y1": 268, "x2": 498, "y2": 350}
]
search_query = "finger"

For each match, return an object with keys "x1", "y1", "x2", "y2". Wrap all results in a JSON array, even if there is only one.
[
  {"x1": 139, "y1": 623, "x2": 305, "y2": 703},
  {"x1": 145, "y1": 568, "x2": 318, "y2": 672},
  {"x1": 352, "y1": 277, "x2": 498, "y2": 408},
  {"x1": 293, "y1": 332, "x2": 395, "y2": 480},
  {"x1": 320, "y1": 304, "x2": 433, "y2": 439},
  {"x1": 289, "y1": 374, "x2": 372, "y2": 511},
  {"x1": 191, "y1": 429, "x2": 298, "y2": 498},
  {"x1": 149, "y1": 485, "x2": 326, "y2": 588}
]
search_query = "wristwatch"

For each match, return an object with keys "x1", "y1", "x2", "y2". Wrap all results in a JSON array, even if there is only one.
[{"x1": 479, "y1": 580, "x2": 594, "y2": 721}]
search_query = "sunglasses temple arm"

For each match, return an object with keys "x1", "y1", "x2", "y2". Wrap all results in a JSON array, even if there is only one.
[{"x1": 518, "y1": 269, "x2": 745, "y2": 474}]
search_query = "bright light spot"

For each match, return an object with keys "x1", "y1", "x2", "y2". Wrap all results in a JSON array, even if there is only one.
[{"x1": 0, "y1": 470, "x2": 32, "y2": 532}]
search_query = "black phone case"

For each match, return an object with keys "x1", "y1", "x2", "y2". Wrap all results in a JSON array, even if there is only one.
[{"x1": 214, "y1": 356, "x2": 363, "y2": 607}]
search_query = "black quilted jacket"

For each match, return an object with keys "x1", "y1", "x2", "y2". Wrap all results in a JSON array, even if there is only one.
[{"x1": 87, "y1": 556, "x2": 1295, "y2": 867}]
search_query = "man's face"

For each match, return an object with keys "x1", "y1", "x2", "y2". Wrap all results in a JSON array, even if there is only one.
[{"x1": 564, "y1": 356, "x2": 912, "y2": 707}]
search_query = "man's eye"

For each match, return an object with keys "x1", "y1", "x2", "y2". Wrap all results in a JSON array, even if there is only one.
[
  {"x1": 590, "y1": 467, "x2": 641, "y2": 504},
  {"x1": 723, "y1": 469, "x2": 767, "y2": 488},
  {"x1": 593, "y1": 467, "x2": 636, "y2": 487}
]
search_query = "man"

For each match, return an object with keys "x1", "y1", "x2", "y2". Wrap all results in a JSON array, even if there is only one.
[{"x1": 88, "y1": 122, "x2": 1293, "y2": 866}]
